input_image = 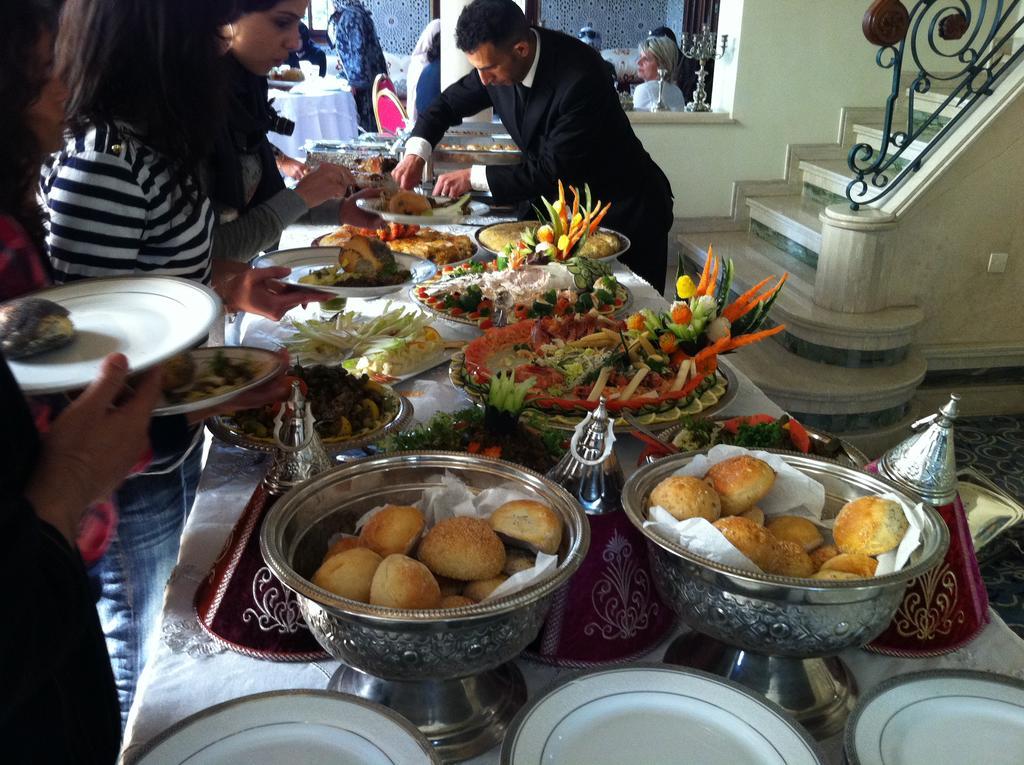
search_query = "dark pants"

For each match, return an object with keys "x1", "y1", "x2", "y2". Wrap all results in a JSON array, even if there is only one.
[{"x1": 622, "y1": 226, "x2": 670, "y2": 293}]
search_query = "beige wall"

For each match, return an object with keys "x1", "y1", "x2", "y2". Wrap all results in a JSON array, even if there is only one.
[{"x1": 634, "y1": 0, "x2": 891, "y2": 218}]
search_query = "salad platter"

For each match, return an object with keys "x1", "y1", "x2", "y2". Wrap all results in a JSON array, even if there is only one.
[
  {"x1": 411, "y1": 256, "x2": 630, "y2": 328},
  {"x1": 208, "y1": 364, "x2": 412, "y2": 452}
]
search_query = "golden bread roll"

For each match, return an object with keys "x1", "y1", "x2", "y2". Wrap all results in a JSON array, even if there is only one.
[
  {"x1": 369, "y1": 554, "x2": 441, "y2": 609},
  {"x1": 462, "y1": 575, "x2": 508, "y2": 601},
  {"x1": 650, "y1": 475, "x2": 721, "y2": 522},
  {"x1": 833, "y1": 496, "x2": 909, "y2": 556},
  {"x1": 704, "y1": 456, "x2": 776, "y2": 515},
  {"x1": 766, "y1": 515, "x2": 824, "y2": 552},
  {"x1": 766, "y1": 540, "x2": 816, "y2": 578},
  {"x1": 712, "y1": 516, "x2": 778, "y2": 572},
  {"x1": 503, "y1": 548, "x2": 537, "y2": 575},
  {"x1": 740, "y1": 506, "x2": 765, "y2": 525},
  {"x1": 809, "y1": 544, "x2": 839, "y2": 571},
  {"x1": 359, "y1": 504, "x2": 425, "y2": 557},
  {"x1": 311, "y1": 547, "x2": 383, "y2": 602},
  {"x1": 811, "y1": 569, "x2": 863, "y2": 581},
  {"x1": 489, "y1": 500, "x2": 563, "y2": 555},
  {"x1": 324, "y1": 535, "x2": 363, "y2": 560},
  {"x1": 418, "y1": 516, "x2": 506, "y2": 580},
  {"x1": 821, "y1": 553, "x2": 878, "y2": 578},
  {"x1": 440, "y1": 595, "x2": 476, "y2": 608}
]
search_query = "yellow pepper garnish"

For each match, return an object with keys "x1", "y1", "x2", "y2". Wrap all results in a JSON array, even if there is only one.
[
  {"x1": 676, "y1": 275, "x2": 697, "y2": 299},
  {"x1": 557, "y1": 234, "x2": 570, "y2": 252},
  {"x1": 537, "y1": 225, "x2": 555, "y2": 244},
  {"x1": 552, "y1": 199, "x2": 564, "y2": 214},
  {"x1": 571, "y1": 212, "x2": 583, "y2": 228}
]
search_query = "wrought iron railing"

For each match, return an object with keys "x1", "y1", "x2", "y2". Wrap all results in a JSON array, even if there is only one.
[{"x1": 847, "y1": 0, "x2": 1024, "y2": 209}]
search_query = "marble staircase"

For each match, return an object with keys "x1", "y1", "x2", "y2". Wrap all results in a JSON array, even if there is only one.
[{"x1": 676, "y1": 88, "x2": 1002, "y2": 455}]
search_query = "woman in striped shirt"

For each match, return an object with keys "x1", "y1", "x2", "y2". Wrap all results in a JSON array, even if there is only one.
[{"x1": 40, "y1": 0, "x2": 326, "y2": 726}]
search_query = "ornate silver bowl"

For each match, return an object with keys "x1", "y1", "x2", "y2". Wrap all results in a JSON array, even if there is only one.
[
  {"x1": 260, "y1": 452, "x2": 589, "y2": 762},
  {"x1": 622, "y1": 451, "x2": 949, "y2": 739}
]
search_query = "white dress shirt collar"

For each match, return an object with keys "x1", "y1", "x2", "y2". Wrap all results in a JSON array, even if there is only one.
[{"x1": 521, "y1": 30, "x2": 541, "y2": 89}]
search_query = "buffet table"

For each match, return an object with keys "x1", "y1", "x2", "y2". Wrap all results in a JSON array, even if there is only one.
[{"x1": 120, "y1": 224, "x2": 1024, "y2": 764}]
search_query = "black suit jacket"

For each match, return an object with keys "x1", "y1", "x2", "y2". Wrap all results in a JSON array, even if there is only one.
[{"x1": 411, "y1": 28, "x2": 674, "y2": 244}]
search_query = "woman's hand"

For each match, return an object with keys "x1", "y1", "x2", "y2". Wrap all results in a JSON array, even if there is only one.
[
  {"x1": 294, "y1": 163, "x2": 357, "y2": 208},
  {"x1": 25, "y1": 353, "x2": 162, "y2": 544},
  {"x1": 276, "y1": 153, "x2": 310, "y2": 181},
  {"x1": 187, "y1": 349, "x2": 292, "y2": 422},
  {"x1": 338, "y1": 187, "x2": 385, "y2": 228},
  {"x1": 213, "y1": 260, "x2": 334, "y2": 321}
]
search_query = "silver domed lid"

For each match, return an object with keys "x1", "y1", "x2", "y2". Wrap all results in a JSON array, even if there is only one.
[
  {"x1": 545, "y1": 397, "x2": 623, "y2": 515},
  {"x1": 264, "y1": 380, "x2": 333, "y2": 494},
  {"x1": 878, "y1": 393, "x2": 960, "y2": 505}
]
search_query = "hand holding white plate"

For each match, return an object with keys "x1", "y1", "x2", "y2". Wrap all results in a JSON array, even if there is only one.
[
  {"x1": 152, "y1": 347, "x2": 285, "y2": 417},
  {"x1": 4, "y1": 276, "x2": 220, "y2": 395}
]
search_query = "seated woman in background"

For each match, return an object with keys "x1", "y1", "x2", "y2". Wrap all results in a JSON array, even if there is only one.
[
  {"x1": 633, "y1": 34, "x2": 687, "y2": 112},
  {"x1": 414, "y1": 25, "x2": 441, "y2": 118},
  {"x1": 210, "y1": 0, "x2": 357, "y2": 264},
  {"x1": 42, "y1": 0, "x2": 312, "y2": 727},
  {"x1": 407, "y1": 19, "x2": 440, "y2": 122},
  {"x1": 286, "y1": 21, "x2": 327, "y2": 76}
]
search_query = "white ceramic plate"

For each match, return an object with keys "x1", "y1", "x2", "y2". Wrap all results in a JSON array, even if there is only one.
[
  {"x1": 129, "y1": 690, "x2": 438, "y2": 764},
  {"x1": 501, "y1": 665, "x2": 824, "y2": 765},
  {"x1": 5, "y1": 276, "x2": 220, "y2": 395},
  {"x1": 152, "y1": 347, "x2": 284, "y2": 417},
  {"x1": 356, "y1": 196, "x2": 491, "y2": 224},
  {"x1": 255, "y1": 247, "x2": 436, "y2": 298},
  {"x1": 845, "y1": 670, "x2": 1024, "y2": 765}
]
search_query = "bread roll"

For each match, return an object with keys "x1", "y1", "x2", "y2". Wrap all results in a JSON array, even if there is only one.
[
  {"x1": 833, "y1": 496, "x2": 908, "y2": 556},
  {"x1": 435, "y1": 575, "x2": 464, "y2": 597},
  {"x1": 360, "y1": 504, "x2": 425, "y2": 557},
  {"x1": 440, "y1": 595, "x2": 476, "y2": 609},
  {"x1": 418, "y1": 517, "x2": 506, "y2": 580},
  {"x1": 704, "y1": 456, "x2": 776, "y2": 515},
  {"x1": 810, "y1": 569, "x2": 863, "y2": 581},
  {"x1": 766, "y1": 515, "x2": 824, "y2": 552},
  {"x1": 462, "y1": 575, "x2": 508, "y2": 601},
  {"x1": 740, "y1": 506, "x2": 765, "y2": 525},
  {"x1": 712, "y1": 516, "x2": 778, "y2": 572},
  {"x1": 650, "y1": 475, "x2": 721, "y2": 522},
  {"x1": 324, "y1": 535, "x2": 363, "y2": 560},
  {"x1": 821, "y1": 553, "x2": 878, "y2": 578},
  {"x1": 489, "y1": 500, "x2": 563, "y2": 555},
  {"x1": 503, "y1": 548, "x2": 537, "y2": 575},
  {"x1": 369, "y1": 554, "x2": 441, "y2": 609},
  {"x1": 766, "y1": 540, "x2": 815, "y2": 578},
  {"x1": 311, "y1": 547, "x2": 383, "y2": 602},
  {"x1": 809, "y1": 544, "x2": 839, "y2": 571}
]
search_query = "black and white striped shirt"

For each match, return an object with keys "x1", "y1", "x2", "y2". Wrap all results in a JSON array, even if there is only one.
[{"x1": 42, "y1": 122, "x2": 214, "y2": 285}]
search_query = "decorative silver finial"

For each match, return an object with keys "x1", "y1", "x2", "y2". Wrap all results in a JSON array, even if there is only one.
[
  {"x1": 878, "y1": 393, "x2": 960, "y2": 505},
  {"x1": 546, "y1": 397, "x2": 623, "y2": 515},
  {"x1": 263, "y1": 380, "x2": 334, "y2": 494}
]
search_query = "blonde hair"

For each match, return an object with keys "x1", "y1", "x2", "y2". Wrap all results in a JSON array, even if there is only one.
[{"x1": 639, "y1": 35, "x2": 680, "y2": 78}]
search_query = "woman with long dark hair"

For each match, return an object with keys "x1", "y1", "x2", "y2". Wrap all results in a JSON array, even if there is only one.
[
  {"x1": 0, "y1": 1, "x2": 164, "y2": 759},
  {"x1": 39, "y1": 0, "x2": 308, "y2": 726}
]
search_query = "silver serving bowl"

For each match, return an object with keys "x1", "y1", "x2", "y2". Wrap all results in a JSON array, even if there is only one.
[
  {"x1": 622, "y1": 451, "x2": 949, "y2": 739},
  {"x1": 260, "y1": 452, "x2": 589, "y2": 761}
]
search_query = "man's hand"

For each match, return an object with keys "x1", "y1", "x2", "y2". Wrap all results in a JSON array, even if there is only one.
[
  {"x1": 392, "y1": 154, "x2": 425, "y2": 190},
  {"x1": 213, "y1": 261, "x2": 333, "y2": 321},
  {"x1": 433, "y1": 169, "x2": 472, "y2": 198}
]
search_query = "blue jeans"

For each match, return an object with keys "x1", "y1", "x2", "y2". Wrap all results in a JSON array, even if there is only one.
[{"x1": 94, "y1": 446, "x2": 202, "y2": 728}]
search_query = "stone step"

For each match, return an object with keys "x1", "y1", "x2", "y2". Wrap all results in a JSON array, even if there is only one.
[
  {"x1": 851, "y1": 124, "x2": 928, "y2": 164},
  {"x1": 678, "y1": 231, "x2": 924, "y2": 356},
  {"x1": 723, "y1": 339, "x2": 928, "y2": 431},
  {"x1": 798, "y1": 158, "x2": 858, "y2": 201},
  {"x1": 746, "y1": 195, "x2": 825, "y2": 262}
]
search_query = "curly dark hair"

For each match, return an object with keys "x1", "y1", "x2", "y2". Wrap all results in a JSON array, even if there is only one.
[
  {"x1": 58, "y1": 0, "x2": 240, "y2": 187},
  {"x1": 0, "y1": 0, "x2": 61, "y2": 254},
  {"x1": 455, "y1": 0, "x2": 529, "y2": 52},
  {"x1": 426, "y1": 29, "x2": 441, "y2": 64}
]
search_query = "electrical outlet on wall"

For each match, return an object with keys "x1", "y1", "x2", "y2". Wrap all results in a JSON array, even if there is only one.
[{"x1": 988, "y1": 253, "x2": 1009, "y2": 274}]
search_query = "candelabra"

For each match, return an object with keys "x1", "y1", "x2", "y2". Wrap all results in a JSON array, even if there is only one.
[
  {"x1": 651, "y1": 67, "x2": 671, "y2": 112},
  {"x1": 681, "y1": 24, "x2": 728, "y2": 112}
]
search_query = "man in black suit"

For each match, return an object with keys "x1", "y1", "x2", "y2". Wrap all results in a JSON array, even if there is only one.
[{"x1": 391, "y1": 0, "x2": 674, "y2": 289}]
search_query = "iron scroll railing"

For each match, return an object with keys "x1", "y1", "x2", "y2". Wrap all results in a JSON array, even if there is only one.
[{"x1": 848, "y1": 0, "x2": 1024, "y2": 209}]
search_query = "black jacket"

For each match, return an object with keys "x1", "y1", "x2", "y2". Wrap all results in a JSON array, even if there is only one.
[{"x1": 411, "y1": 28, "x2": 674, "y2": 245}]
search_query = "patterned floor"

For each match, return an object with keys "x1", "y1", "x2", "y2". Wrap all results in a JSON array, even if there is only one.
[{"x1": 956, "y1": 415, "x2": 1024, "y2": 638}]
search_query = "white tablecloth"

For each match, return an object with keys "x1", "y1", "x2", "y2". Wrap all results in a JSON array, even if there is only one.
[
  {"x1": 121, "y1": 224, "x2": 1024, "y2": 763},
  {"x1": 267, "y1": 81, "x2": 359, "y2": 159}
]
